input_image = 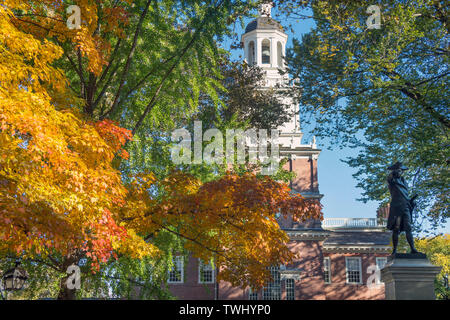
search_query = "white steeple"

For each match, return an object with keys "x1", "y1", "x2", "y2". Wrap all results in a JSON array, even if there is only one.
[
  {"x1": 241, "y1": 2, "x2": 287, "y2": 86},
  {"x1": 241, "y1": 4, "x2": 303, "y2": 148}
]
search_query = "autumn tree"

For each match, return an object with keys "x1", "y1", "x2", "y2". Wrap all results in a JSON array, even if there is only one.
[
  {"x1": 416, "y1": 234, "x2": 450, "y2": 299},
  {"x1": 1, "y1": 0, "x2": 322, "y2": 299},
  {"x1": 0, "y1": 3, "x2": 157, "y2": 299},
  {"x1": 277, "y1": 0, "x2": 449, "y2": 233}
]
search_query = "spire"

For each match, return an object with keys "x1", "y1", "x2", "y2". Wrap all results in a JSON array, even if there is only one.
[{"x1": 258, "y1": 2, "x2": 273, "y2": 17}]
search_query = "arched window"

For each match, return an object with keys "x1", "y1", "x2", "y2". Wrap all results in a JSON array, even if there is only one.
[
  {"x1": 277, "y1": 41, "x2": 283, "y2": 67},
  {"x1": 261, "y1": 39, "x2": 270, "y2": 64},
  {"x1": 248, "y1": 41, "x2": 255, "y2": 65}
]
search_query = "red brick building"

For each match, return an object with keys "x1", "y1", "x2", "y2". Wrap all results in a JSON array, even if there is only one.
[
  {"x1": 166, "y1": 4, "x2": 391, "y2": 300},
  {"x1": 166, "y1": 216, "x2": 391, "y2": 300},
  {"x1": 166, "y1": 217, "x2": 391, "y2": 300}
]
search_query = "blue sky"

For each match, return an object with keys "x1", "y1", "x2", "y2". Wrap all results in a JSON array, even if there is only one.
[{"x1": 220, "y1": 5, "x2": 449, "y2": 234}]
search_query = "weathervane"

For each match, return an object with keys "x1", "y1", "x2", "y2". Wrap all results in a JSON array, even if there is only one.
[{"x1": 259, "y1": 2, "x2": 273, "y2": 17}]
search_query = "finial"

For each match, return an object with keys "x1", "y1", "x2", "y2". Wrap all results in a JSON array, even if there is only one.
[{"x1": 259, "y1": 2, "x2": 273, "y2": 17}]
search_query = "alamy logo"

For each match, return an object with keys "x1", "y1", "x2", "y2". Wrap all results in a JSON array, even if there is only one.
[
  {"x1": 367, "y1": 264, "x2": 384, "y2": 289},
  {"x1": 39, "y1": 4, "x2": 81, "y2": 30},
  {"x1": 366, "y1": 5, "x2": 382, "y2": 29},
  {"x1": 170, "y1": 121, "x2": 280, "y2": 175},
  {"x1": 66, "y1": 5, "x2": 81, "y2": 30},
  {"x1": 66, "y1": 264, "x2": 81, "y2": 290}
]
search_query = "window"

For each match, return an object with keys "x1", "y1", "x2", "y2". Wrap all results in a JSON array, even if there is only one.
[
  {"x1": 199, "y1": 259, "x2": 214, "y2": 284},
  {"x1": 263, "y1": 266, "x2": 281, "y2": 300},
  {"x1": 285, "y1": 278, "x2": 295, "y2": 300},
  {"x1": 323, "y1": 257, "x2": 331, "y2": 284},
  {"x1": 277, "y1": 41, "x2": 283, "y2": 67},
  {"x1": 249, "y1": 288, "x2": 258, "y2": 300},
  {"x1": 376, "y1": 257, "x2": 388, "y2": 284},
  {"x1": 261, "y1": 39, "x2": 270, "y2": 64},
  {"x1": 376, "y1": 257, "x2": 387, "y2": 270},
  {"x1": 345, "y1": 257, "x2": 362, "y2": 284},
  {"x1": 168, "y1": 256, "x2": 184, "y2": 283},
  {"x1": 248, "y1": 41, "x2": 255, "y2": 65}
]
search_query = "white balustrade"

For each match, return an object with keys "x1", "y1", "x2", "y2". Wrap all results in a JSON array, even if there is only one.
[{"x1": 322, "y1": 218, "x2": 386, "y2": 229}]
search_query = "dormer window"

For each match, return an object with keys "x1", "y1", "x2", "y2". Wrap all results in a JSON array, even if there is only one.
[{"x1": 262, "y1": 39, "x2": 270, "y2": 64}]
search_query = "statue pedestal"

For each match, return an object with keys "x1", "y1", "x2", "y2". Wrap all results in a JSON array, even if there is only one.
[{"x1": 381, "y1": 253, "x2": 441, "y2": 300}]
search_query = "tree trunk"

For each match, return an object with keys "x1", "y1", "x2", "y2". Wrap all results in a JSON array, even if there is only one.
[
  {"x1": 56, "y1": 251, "x2": 79, "y2": 300},
  {"x1": 57, "y1": 275, "x2": 77, "y2": 300}
]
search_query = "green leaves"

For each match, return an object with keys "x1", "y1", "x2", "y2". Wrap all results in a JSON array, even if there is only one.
[{"x1": 284, "y1": 0, "x2": 449, "y2": 233}]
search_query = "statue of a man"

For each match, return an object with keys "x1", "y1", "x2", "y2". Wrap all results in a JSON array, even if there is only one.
[{"x1": 386, "y1": 161, "x2": 419, "y2": 254}]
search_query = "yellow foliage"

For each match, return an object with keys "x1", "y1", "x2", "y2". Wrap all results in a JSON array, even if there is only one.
[
  {"x1": 0, "y1": 1, "x2": 323, "y2": 289},
  {"x1": 416, "y1": 234, "x2": 450, "y2": 278},
  {"x1": 0, "y1": 4, "x2": 153, "y2": 268}
]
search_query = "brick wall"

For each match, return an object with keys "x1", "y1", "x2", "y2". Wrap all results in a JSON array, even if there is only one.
[
  {"x1": 282, "y1": 157, "x2": 319, "y2": 194},
  {"x1": 166, "y1": 242, "x2": 389, "y2": 300},
  {"x1": 166, "y1": 255, "x2": 215, "y2": 300},
  {"x1": 323, "y1": 252, "x2": 389, "y2": 300}
]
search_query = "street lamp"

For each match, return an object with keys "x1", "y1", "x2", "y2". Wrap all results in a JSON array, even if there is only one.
[{"x1": 1, "y1": 261, "x2": 28, "y2": 299}]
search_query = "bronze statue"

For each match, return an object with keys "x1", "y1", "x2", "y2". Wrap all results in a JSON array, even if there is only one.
[{"x1": 386, "y1": 161, "x2": 419, "y2": 254}]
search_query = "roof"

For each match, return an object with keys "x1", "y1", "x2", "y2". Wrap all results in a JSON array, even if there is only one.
[
  {"x1": 244, "y1": 17, "x2": 284, "y2": 34},
  {"x1": 323, "y1": 231, "x2": 391, "y2": 246}
]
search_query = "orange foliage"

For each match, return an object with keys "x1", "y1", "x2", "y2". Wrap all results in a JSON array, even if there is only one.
[
  {"x1": 120, "y1": 171, "x2": 322, "y2": 288},
  {"x1": 0, "y1": 1, "x2": 323, "y2": 288},
  {"x1": 0, "y1": 4, "x2": 155, "y2": 268},
  {"x1": 94, "y1": 119, "x2": 133, "y2": 160},
  {"x1": 3, "y1": 0, "x2": 132, "y2": 75}
]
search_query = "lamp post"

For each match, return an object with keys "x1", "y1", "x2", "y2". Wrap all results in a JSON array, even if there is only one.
[{"x1": 1, "y1": 261, "x2": 28, "y2": 300}]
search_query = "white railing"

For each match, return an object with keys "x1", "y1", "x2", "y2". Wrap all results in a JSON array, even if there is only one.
[{"x1": 322, "y1": 218, "x2": 386, "y2": 229}]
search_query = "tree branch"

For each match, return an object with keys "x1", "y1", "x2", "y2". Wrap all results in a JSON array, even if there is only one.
[
  {"x1": 383, "y1": 70, "x2": 450, "y2": 129},
  {"x1": 152, "y1": 221, "x2": 228, "y2": 257},
  {"x1": 77, "y1": 48, "x2": 87, "y2": 99},
  {"x1": 121, "y1": 53, "x2": 178, "y2": 101},
  {"x1": 97, "y1": 38, "x2": 122, "y2": 86},
  {"x1": 102, "y1": 0, "x2": 153, "y2": 119},
  {"x1": 130, "y1": 0, "x2": 226, "y2": 135}
]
